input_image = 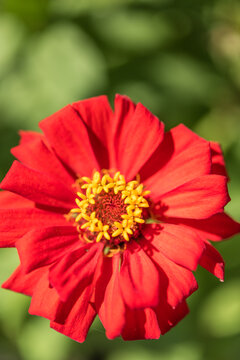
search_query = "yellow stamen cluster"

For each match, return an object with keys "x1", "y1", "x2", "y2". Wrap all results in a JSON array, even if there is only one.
[{"x1": 70, "y1": 171, "x2": 150, "y2": 243}]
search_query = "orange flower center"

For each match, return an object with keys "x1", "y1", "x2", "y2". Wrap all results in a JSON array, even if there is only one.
[{"x1": 69, "y1": 171, "x2": 150, "y2": 255}]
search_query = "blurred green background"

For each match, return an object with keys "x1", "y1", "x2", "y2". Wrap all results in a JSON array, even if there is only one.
[{"x1": 0, "y1": 0, "x2": 240, "y2": 359}]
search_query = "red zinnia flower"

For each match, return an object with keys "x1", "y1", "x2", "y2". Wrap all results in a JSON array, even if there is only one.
[{"x1": 0, "y1": 95, "x2": 239, "y2": 342}]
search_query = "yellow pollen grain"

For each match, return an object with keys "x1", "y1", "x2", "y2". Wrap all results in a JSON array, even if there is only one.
[{"x1": 70, "y1": 170, "x2": 150, "y2": 243}]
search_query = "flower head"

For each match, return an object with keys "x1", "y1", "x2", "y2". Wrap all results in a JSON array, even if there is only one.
[
  {"x1": 70, "y1": 170, "x2": 150, "y2": 251},
  {"x1": 0, "y1": 94, "x2": 239, "y2": 341}
]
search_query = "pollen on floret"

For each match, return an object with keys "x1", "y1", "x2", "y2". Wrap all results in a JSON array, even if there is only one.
[{"x1": 69, "y1": 170, "x2": 151, "y2": 255}]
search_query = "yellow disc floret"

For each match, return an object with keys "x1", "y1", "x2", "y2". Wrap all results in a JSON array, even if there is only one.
[{"x1": 70, "y1": 171, "x2": 150, "y2": 244}]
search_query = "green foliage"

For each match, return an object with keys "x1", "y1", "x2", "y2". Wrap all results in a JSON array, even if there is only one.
[{"x1": 0, "y1": 0, "x2": 240, "y2": 359}]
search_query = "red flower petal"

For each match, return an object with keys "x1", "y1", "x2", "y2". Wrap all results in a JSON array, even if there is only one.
[
  {"x1": 141, "y1": 238, "x2": 198, "y2": 308},
  {"x1": 50, "y1": 284, "x2": 96, "y2": 343},
  {"x1": 12, "y1": 136, "x2": 74, "y2": 186},
  {"x1": 95, "y1": 254, "x2": 125, "y2": 340},
  {"x1": 0, "y1": 208, "x2": 69, "y2": 248},
  {"x1": 39, "y1": 104, "x2": 100, "y2": 177},
  {"x1": 121, "y1": 307, "x2": 160, "y2": 340},
  {"x1": 113, "y1": 95, "x2": 165, "y2": 181},
  {"x1": 72, "y1": 96, "x2": 114, "y2": 170},
  {"x1": 29, "y1": 271, "x2": 60, "y2": 321},
  {"x1": 18, "y1": 130, "x2": 44, "y2": 145},
  {"x1": 0, "y1": 190, "x2": 33, "y2": 209},
  {"x1": 210, "y1": 141, "x2": 228, "y2": 178},
  {"x1": 170, "y1": 213, "x2": 240, "y2": 242},
  {"x1": 1, "y1": 161, "x2": 76, "y2": 209},
  {"x1": 49, "y1": 243, "x2": 103, "y2": 302},
  {"x1": 112, "y1": 94, "x2": 136, "y2": 169},
  {"x1": 16, "y1": 226, "x2": 78, "y2": 273},
  {"x1": 158, "y1": 175, "x2": 230, "y2": 219},
  {"x1": 199, "y1": 241, "x2": 224, "y2": 281},
  {"x1": 143, "y1": 223, "x2": 205, "y2": 271},
  {"x1": 119, "y1": 241, "x2": 160, "y2": 309},
  {"x1": 141, "y1": 124, "x2": 211, "y2": 198},
  {"x1": 2, "y1": 265, "x2": 46, "y2": 296},
  {"x1": 155, "y1": 300, "x2": 189, "y2": 335}
]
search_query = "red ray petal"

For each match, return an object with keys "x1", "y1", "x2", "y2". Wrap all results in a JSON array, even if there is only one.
[
  {"x1": 141, "y1": 238, "x2": 198, "y2": 308},
  {"x1": 18, "y1": 130, "x2": 44, "y2": 145},
  {"x1": 1, "y1": 161, "x2": 76, "y2": 209},
  {"x1": 72, "y1": 96, "x2": 114, "y2": 170},
  {"x1": 2, "y1": 265, "x2": 47, "y2": 296},
  {"x1": 50, "y1": 283, "x2": 96, "y2": 343},
  {"x1": 29, "y1": 271, "x2": 60, "y2": 321},
  {"x1": 141, "y1": 124, "x2": 211, "y2": 198},
  {"x1": 40, "y1": 104, "x2": 100, "y2": 177},
  {"x1": 0, "y1": 190, "x2": 33, "y2": 209},
  {"x1": 95, "y1": 254, "x2": 125, "y2": 340},
  {"x1": 16, "y1": 226, "x2": 78, "y2": 273},
  {"x1": 155, "y1": 300, "x2": 189, "y2": 335},
  {"x1": 120, "y1": 241, "x2": 160, "y2": 309},
  {"x1": 143, "y1": 223, "x2": 205, "y2": 271},
  {"x1": 121, "y1": 307, "x2": 160, "y2": 340},
  {"x1": 113, "y1": 94, "x2": 164, "y2": 181},
  {"x1": 12, "y1": 137, "x2": 74, "y2": 185},
  {"x1": 210, "y1": 141, "x2": 228, "y2": 178},
  {"x1": 199, "y1": 241, "x2": 224, "y2": 281},
  {"x1": 49, "y1": 243, "x2": 103, "y2": 302},
  {"x1": 0, "y1": 208, "x2": 69, "y2": 248},
  {"x1": 167, "y1": 213, "x2": 240, "y2": 242},
  {"x1": 157, "y1": 175, "x2": 230, "y2": 219}
]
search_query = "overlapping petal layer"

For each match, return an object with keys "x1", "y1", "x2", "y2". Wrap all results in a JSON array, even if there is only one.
[
  {"x1": 0, "y1": 208, "x2": 69, "y2": 247},
  {"x1": 1, "y1": 161, "x2": 76, "y2": 209},
  {"x1": 40, "y1": 105, "x2": 100, "y2": 177},
  {"x1": 140, "y1": 124, "x2": 212, "y2": 197},
  {"x1": 113, "y1": 95, "x2": 165, "y2": 180}
]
